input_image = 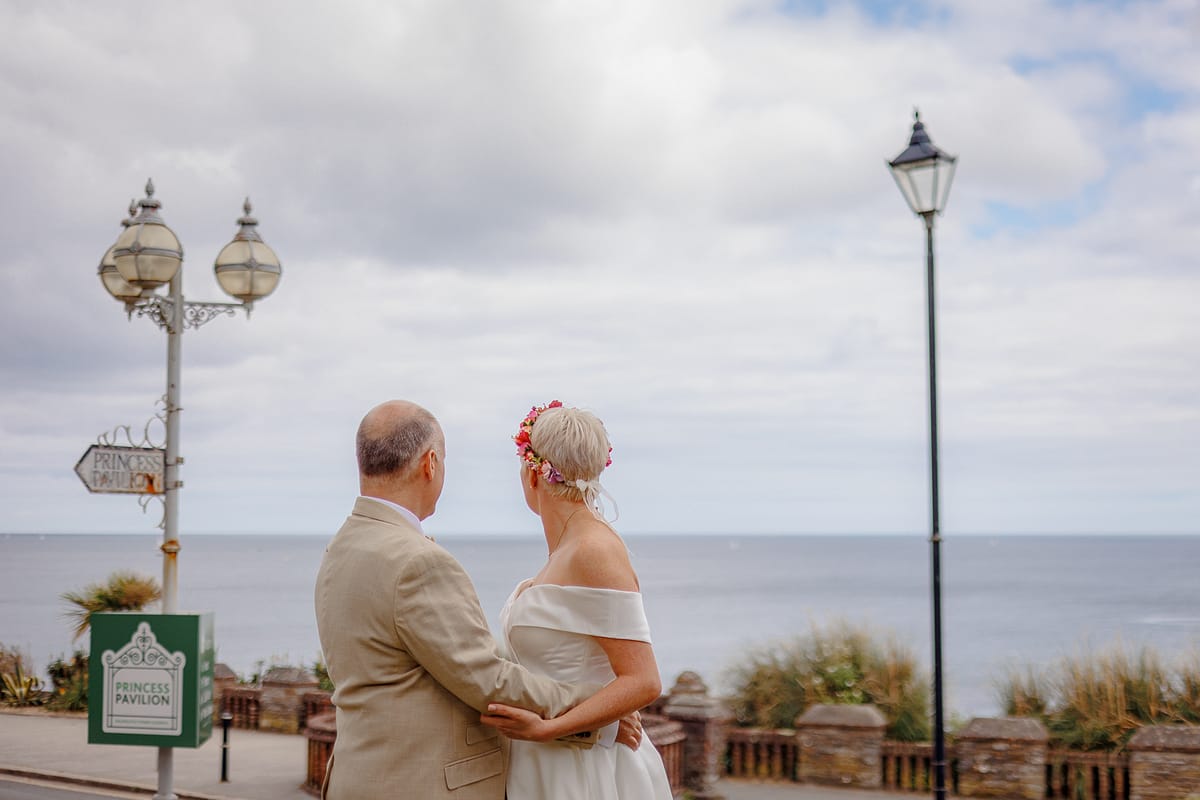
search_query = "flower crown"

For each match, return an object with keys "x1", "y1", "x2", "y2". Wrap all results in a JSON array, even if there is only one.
[{"x1": 513, "y1": 400, "x2": 612, "y2": 484}]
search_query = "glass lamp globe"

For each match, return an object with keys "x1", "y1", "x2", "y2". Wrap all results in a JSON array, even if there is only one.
[
  {"x1": 214, "y1": 198, "x2": 282, "y2": 304},
  {"x1": 99, "y1": 201, "x2": 145, "y2": 304},
  {"x1": 113, "y1": 179, "x2": 183, "y2": 289},
  {"x1": 888, "y1": 111, "x2": 957, "y2": 216},
  {"x1": 99, "y1": 245, "x2": 145, "y2": 304}
]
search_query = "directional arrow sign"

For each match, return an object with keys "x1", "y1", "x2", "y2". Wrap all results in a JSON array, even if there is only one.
[{"x1": 74, "y1": 445, "x2": 166, "y2": 495}]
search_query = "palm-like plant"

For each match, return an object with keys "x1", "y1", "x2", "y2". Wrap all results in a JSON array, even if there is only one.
[{"x1": 61, "y1": 571, "x2": 162, "y2": 641}]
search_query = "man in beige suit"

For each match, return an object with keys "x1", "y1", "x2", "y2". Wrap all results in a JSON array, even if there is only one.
[{"x1": 315, "y1": 400, "x2": 608, "y2": 799}]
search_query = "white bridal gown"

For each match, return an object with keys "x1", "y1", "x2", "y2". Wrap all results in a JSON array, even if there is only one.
[{"x1": 500, "y1": 580, "x2": 673, "y2": 800}]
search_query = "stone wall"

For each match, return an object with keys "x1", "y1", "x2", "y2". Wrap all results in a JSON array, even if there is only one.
[
  {"x1": 956, "y1": 717, "x2": 1048, "y2": 799},
  {"x1": 795, "y1": 703, "x2": 886, "y2": 788},
  {"x1": 214, "y1": 663, "x2": 320, "y2": 734},
  {"x1": 259, "y1": 666, "x2": 319, "y2": 734},
  {"x1": 661, "y1": 671, "x2": 734, "y2": 800},
  {"x1": 1129, "y1": 724, "x2": 1200, "y2": 800}
]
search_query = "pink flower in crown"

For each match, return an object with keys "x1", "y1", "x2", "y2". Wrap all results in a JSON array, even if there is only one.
[
  {"x1": 539, "y1": 461, "x2": 564, "y2": 483},
  {"x1": 513, "y1": 400, "x2": 570, "y2": 483}
]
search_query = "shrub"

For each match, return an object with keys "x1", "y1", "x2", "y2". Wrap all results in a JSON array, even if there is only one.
[
  {"x1": 0, "y1": 643, "x2": 28, "y2": 676},
  {"x1": 725, "y1": 619, "x2": 930, "y2": 741},
  {"x1": 46, "y1": 651, "x2": 89, "y2": 712},
  {"x1": 313, "y1": 659, "x2": 334, "y2": 692},
  {"x1": 61, "y1": 571, "x2": 162, "y2": 641}
]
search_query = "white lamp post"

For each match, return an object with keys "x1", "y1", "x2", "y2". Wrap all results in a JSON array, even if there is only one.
[
  {"x1": 98, "y1": 179, "x2": 281, "y2": 800},
  {"x1": 888, "y1": 111, "x2": 956, "y2": 800}
]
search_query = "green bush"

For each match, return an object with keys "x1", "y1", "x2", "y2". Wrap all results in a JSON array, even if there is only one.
[
  {"x1": 46, "y1": 651, "x2": 89, "y2": 712},
  {"x1": 997, "y1": 645, "x2": 1200, "y2": 751},
  {"x1": 312, "y1": 659, "x2": 334, "y2": 692},
  {"x1": 724, "y1": 619, "x2": 930, "y2": 741}
]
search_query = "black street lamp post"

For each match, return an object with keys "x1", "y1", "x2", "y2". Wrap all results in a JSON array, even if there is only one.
[{"x1": 888, "y1": 111, "x2": 957, "y2": 800}]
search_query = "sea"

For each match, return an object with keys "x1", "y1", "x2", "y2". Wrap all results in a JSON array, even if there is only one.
[{"x1": 2, "y1": 533, "x2": 1198, "y2": 718}]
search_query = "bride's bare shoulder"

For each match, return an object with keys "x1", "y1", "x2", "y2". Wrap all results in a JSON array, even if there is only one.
[{"x1": 562, "y1": 522, "x2": 638, "y2": 592}]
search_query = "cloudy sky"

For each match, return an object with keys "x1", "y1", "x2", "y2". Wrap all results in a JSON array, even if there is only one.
[{"x1": 1, "y1": 0, "x2": 1196, "y2": 537}]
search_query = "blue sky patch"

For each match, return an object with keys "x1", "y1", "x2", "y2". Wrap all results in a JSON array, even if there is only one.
[
  {"x1": 970, "y1": 193, "x2": 1103, "y2": 239},
  {"x1": 775, "y1": 0, "x2": 947, "y2": 27}
]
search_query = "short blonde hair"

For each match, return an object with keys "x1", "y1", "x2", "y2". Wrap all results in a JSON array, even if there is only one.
[{"x1": 529, "y1": 406, "x2": 611, "y2": 501}]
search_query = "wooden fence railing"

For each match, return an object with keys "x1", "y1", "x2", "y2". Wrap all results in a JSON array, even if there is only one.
[
  {"x1": 644, "y1": 714, "x2": 687, "y2": 796},
  {"x1": 881, "y1": 740, "x2": 959, "y2": 794},
  {"x1": 724, "y1": 729, "x2": 1138, "y2": 800},
  {"x1": 301, "y1": 691, "x2": 333, "y2": 731},
  {"x1": 726, "y1": 728, "x2": 800, "y2": 781},
  {"x1": 1046, "y1": 749, "x2": 1130, "y2": 800},
  {"x1": 303, "y1": 711, "x2": 337, "y2": 796},
  {"x1": 222, "y1": 686, "x2": 261, "y2": 729}
]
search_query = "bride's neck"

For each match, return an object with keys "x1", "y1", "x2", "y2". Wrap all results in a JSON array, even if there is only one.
[{"x1": 541, "y1": 501, "x2": 588, "y2": 555}]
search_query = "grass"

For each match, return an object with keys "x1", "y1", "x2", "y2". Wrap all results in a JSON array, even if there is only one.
[
  {"x1": 724, "y1": 619, "x2": 930, "y2": 741},
  {"x1": 997, "y1": 644, "x2": 1200, "y2": 751}
]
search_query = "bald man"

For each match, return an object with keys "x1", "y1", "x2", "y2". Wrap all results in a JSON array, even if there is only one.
[{"x1": 314, "y1": 401, "x2": 607, "y2": 799}]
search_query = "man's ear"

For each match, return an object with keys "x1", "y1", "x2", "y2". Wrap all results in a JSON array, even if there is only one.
[{"x1": 424, "y1": 449, "x2": 438, "y2": 480}]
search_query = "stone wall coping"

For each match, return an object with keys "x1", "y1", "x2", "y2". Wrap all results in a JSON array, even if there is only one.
[
  {"x1": 958, "y1": 716, "x2": 1048, "y2": 742},
  {"x1": 795, "y1": 703, "x2": 887, "y2": 729},
  {"x1": 261, "y1": 666, "x2": 318, "y2": 686},
  {"x1": 1128, "y1": 724, "x2": 1200, "y2": 752}
]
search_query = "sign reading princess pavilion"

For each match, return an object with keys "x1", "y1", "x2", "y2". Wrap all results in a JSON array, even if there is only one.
[{"x1": 89, "y1": 613, "x2": 214, "y2": 748}]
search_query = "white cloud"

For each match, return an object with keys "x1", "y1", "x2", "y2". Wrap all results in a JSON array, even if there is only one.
[{"x1": 0, "y1": 0, "x2": 1195, "y2": 535}]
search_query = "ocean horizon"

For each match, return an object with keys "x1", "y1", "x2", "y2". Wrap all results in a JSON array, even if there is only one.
[{"x1": 3, "y1": 531, "x2": 1199, "y2": 718}]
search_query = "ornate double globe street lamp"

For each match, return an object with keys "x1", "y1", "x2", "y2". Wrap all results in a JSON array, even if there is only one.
[
  {"x1": 888, "y1": 111, "x2": 956, "y2": 800},
  {"x1": 96, "y1": 179, "x2": 281, "y2": 800}
]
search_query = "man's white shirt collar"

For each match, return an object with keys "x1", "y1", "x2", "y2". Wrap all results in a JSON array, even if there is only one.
[{"x1": 360, "y1": 496, "x2": 425, "y2": 536}]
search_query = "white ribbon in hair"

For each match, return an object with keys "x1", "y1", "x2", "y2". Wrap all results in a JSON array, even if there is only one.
[{"x1": 572, "y1": 478, "x2": 619, "y2": 523}]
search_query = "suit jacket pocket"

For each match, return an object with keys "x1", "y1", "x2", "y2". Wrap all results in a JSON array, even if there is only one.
[
  {"x1": 465, "y1": 724, "x2": 498, "y2": 746},
  {"x1": 444, "y1": 748, "x2": 503, "y2": 790}
]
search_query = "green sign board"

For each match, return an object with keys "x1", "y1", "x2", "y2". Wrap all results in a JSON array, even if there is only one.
[{"x1": 88, "y1": 613, "x2": 214, "y2": 748}]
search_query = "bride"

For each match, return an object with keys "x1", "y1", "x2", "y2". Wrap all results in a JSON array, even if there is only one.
[{"x1": 480, "y1": 401, "x2": 673, "y2": 799}]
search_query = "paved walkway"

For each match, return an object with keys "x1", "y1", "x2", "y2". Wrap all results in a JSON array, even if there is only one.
[
  {"x1": 0, "y1": 709, "x2": 917, "y2": 800},
  {"x1": 0, "y1": 710, "x2": 307, "y2": 800}
]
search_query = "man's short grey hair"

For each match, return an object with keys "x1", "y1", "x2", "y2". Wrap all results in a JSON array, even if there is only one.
[{"x1": 356, "y1": 406, "x2": 441, "y2": 478}]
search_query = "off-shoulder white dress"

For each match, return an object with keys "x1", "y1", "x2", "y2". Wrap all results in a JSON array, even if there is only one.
[{"x1": 499, "y1": 581, "x2": 673, "y2": 800}]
